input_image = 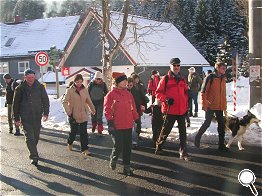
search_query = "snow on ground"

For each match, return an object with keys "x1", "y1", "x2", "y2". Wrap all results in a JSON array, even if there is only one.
[{"x1": 0, "y1": 76, "x2": 261, "y2": 148}]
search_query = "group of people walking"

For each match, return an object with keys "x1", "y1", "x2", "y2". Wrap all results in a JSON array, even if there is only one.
[{"x1": 3, "y1": 57, "x2": 228, "y2": 176}]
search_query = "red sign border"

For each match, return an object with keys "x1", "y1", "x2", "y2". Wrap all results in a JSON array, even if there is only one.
[{"x1": 35, "y1": 51, "x2": 49, "y2": 67}]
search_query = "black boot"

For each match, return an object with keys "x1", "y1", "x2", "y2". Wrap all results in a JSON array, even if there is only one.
[
  {"x1": 194, "y1": 133, "x2": 201, "y2": 148},
  {"x1": 123, "y1": 166, "x2": 133, "y2": 176},
  {"x1": 187, "y1": 121, "x2": 190, "y2": 127},
  {"x1": 14, "y1": 128, "x2": 21, "y2": 136}
]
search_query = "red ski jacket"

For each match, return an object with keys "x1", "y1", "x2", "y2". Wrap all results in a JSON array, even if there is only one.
[
  {"x1": 156, "y1": 71, "x2": 188, "y2": 115},
  {"x1": 147, "y1": 75, "x2": 160, "y2": 96},
  {"x1": 104, "y1": 87, "x2": 139, "y2": 130}
]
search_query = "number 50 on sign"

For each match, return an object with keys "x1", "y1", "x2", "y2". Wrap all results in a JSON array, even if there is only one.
[{"x1": 35, "y1": 52, "x2": 49, "y2": 67}]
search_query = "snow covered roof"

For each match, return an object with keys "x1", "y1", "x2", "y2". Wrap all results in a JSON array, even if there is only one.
[
  {"x1": 109, "y1": 12, "x2": 209, "y2": 67},
  {"x1": 0, "y1": 16, "x2": 80, "y2": 57},
  {"x1": 38, "y1": 71, "x2": 65, "y2": 83}
]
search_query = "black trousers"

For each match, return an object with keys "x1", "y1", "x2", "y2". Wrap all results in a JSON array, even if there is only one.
[
  {"x1": 156, "y1": 114, "x2": 187, "y2": 155},
  {"x1": 68, "y1": 121, "x2": 88, "y2": 152},
  {"x1": 23, "y1": 120, "x2": 41, "y2": 161},
  {"x1": 110, "y1": 129, "x2": 132, "y2": 166},
  {"x1": 197, "y1": 110, "x2": 225, "y2": 146}
]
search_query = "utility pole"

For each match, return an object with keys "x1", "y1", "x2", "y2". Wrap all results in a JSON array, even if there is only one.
[{"x1": 249, "y1": 0, "x2": 262, "y2": 108}]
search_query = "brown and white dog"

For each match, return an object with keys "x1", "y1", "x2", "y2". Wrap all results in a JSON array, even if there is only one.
[{"x1": 225, "y1": 111, "x2": 261, "y2": 150}]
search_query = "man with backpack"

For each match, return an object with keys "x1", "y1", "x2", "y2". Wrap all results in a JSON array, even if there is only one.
[
  {"x1": 88, "y1": 71, "x2": 108, "y2": 134},
  {"x1": 3, "y1": 73, "x2": 21, "y2": 135},
  {"x1": 194, "y1": 62, "x2": 228, "y2": 151},
  {"x1": 155, "y1": 58, "x2": 191, "y2": 161}
]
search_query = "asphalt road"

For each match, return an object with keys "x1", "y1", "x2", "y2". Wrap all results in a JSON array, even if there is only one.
[{"x1": 1, "y1": 118, "x2": 261, "y2": 196}]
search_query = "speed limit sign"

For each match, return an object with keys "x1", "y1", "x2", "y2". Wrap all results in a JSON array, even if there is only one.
[{"x1": 35, "y1": 52, "x2": 49, "y2": 66}]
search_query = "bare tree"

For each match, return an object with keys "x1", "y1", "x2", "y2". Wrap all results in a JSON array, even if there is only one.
[{"x1": 101, "y1": 0, "x2": 130, "y2": 89}]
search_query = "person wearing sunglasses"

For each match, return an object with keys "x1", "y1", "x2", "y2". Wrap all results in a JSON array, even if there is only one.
[
  {"x1": 195, "y1": 61, "x2": 228, "y2": 151},
  {"x1": 155, "y1": 57, "x2": 191, "y2": 161}
]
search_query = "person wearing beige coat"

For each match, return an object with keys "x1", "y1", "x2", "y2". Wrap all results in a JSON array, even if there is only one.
[{"x1": 62, "y1": 74, "x2": 96, "y2": 156}]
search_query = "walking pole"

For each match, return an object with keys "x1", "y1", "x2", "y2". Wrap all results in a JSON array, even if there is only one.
[{"x1": 155, "y1": 104, "x2": 170, "y2": 150}]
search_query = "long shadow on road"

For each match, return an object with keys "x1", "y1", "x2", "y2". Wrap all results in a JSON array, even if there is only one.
[
  {"x1": 0, "y1": 173, "x2": 54, "y2": 196},
  {"x1": 38, "y1": 158, "x2": 161, "y2": 195}
]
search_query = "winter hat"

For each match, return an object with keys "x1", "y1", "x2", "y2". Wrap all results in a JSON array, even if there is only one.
[
  {"x1": 94, "y1": 71, "x2": 103, "y2": 80},
  {"x1": 151, "y1": 70, "x2": 158, "y2": 75},
  {"x1": 170, "y1": 58, "x2": 181, "y2": 65},
  {"x1": 3, "y1": 73, "x2": 11, "y2": 79},
  {"x1": 112, "y1": 72, "x2": 127, "y2": 84},
  {"x1": 24, "y1": 69, "x2": 35, "y2": 76},
  {"x1": 188, "y1": 67, "x2": 195, "y2": 72}
]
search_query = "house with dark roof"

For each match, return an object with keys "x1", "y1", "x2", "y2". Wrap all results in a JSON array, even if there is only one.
[{"x1": 0, "y1": 15, "x2": 80, "y2": 85}]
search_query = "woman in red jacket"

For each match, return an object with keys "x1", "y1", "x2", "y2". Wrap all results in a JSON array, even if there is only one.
[
  {"x1": 104, "y1": 72, "x2": 139, "y2": 176},
  {"x1": 147, "y1": 70, "x2": 160, "y2": 104},
  {"x1": 155, "y1": 58, "x2": 190, "y2": 161}
]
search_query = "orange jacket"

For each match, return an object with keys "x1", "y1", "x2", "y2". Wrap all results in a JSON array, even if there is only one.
[{"x1": 201, "y1": 73, "x2": 227, "y2": 111}]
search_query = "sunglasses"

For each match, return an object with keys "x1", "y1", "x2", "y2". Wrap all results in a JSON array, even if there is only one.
[
  {"x1": 95, "y1": 78, "x2": 102, "y2": 80},
  {"x1": 172, "y1": 64, "x2": 180, "y2": 67}
]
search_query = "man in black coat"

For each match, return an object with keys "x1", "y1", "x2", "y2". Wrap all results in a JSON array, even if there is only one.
[
  {"x1": 13, "y1": 69, "x2": 50, "y2": 166},
  {"x1": 3, "y1": 73, "x2": 21, "y2": 135}
]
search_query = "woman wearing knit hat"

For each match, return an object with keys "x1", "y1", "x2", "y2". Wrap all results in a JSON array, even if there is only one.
[
  {"x1": 104, "y1": 72, "x2": 139, "y2": 176},
  {"x1": 88, "y1": 71, "x2": 108, "y2": 134}
]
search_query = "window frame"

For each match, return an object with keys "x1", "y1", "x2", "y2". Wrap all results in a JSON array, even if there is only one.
[
  {"x1": 0, "y1": 62, "x2": 9, "y2": 74},
  {"x1": 18, "y1": 61, "x2": 30, "y2": 74}
]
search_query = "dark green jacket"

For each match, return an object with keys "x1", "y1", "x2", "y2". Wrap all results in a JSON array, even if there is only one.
[
  {"x1": 187, "y1": 72, "x2": 203, "y2": 93},
  {"x1": 13, "y1": 80, "x2": 49, "y2": 122}
]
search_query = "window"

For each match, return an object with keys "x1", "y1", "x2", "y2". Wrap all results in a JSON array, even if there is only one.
[
  {"x1": 0, "y1": 62, "x2": 9, "y2": 74},
  {"x1": 5, "y1": 37, "x2": 16, "y2": 47},
  {"x1": 18, "y1": 61, "x2": 30, "y2": 74}
]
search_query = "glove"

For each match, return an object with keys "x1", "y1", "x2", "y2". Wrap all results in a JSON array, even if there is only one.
[
  {"x1": 68, "y1": 115, "x2": 76, "y2": 124},
  {"x1": 166, "y1": 98, "x2": 174, "y2": 106},
  {"x1": 135, "y1": 119, "x2": 141, "y2": 124},
  {"x1": 4, "y1": 102, "x2": 7, "y2": 107},
  {"x1": 107, "y1": 120, "x2": 115, "y2": 135}
]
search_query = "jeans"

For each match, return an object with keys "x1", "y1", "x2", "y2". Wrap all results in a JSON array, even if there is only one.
[
  {"x1": 110, "y1": 129, "x2": 132, "y2": 166},
  {"x1": 189, "y1": 92, "x2": 199, "y2": 113},
  {"x1": 197, "y1": 110, "x2": 225, "y2": 146},
  {"x1": 68, "y1": 121, "x2": 89, "y2": 152}
]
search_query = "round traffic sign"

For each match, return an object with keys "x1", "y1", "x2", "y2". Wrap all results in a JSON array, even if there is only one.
[{"x1": 35, "y1": 52, "x2": 49, "y2": 66}]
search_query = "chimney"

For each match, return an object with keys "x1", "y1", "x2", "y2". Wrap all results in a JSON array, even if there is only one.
[{"x1": 14, "y1": 15, "x2": 21, "y2": 23}]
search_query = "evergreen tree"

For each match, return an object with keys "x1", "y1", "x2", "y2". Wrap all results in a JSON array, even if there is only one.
[
  {"x1": 0, "y1": 0, "x2": 18, "y2": 22},
  {"x1": 13, "y1": 0, "x2": 46, "y2": 20},
  {"x1": 46, "y1": 1, "x2": 60, "y2": 18},
  {"x1": 191, "y1": 0, "x2": 214, "y2": 63},
  {"x1": 59, "y1": 0, "x2": 89, "y2": 16}
]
